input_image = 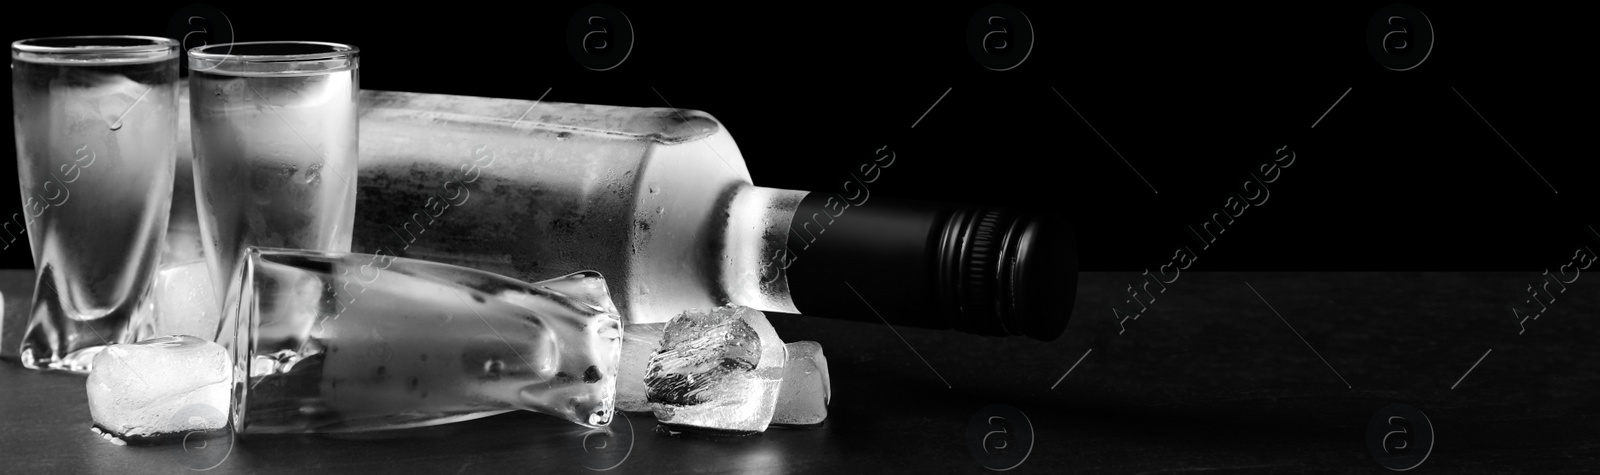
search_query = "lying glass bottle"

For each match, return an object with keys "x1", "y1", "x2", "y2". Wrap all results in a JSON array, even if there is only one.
[
  {"x1": 216, "y1": 247, "x2": 622, "y2": 433},
  {"x1": 342, "y1": 91, "x2": 1078, "y2": 341}
]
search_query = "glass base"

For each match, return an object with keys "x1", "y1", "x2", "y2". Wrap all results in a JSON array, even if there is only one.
[
  {"x1": 19, "y1": 344, "x2": 104, "y2": 374},
  {"x1": 19, "y1": 266, "x2": 157, "y2": 374}
]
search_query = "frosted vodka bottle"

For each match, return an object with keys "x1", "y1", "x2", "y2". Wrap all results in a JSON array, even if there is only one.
[{"x1": 343, "y1": 92, "x2": 1075, "y2": 341}]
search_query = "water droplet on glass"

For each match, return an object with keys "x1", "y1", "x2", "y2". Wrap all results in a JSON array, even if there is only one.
[{"x1": 483, "y1": 359, "x2": 506, "y2": 376}]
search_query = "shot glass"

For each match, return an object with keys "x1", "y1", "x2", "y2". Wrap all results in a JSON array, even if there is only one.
[
  {"x1": 217, "y1": 247, "x2": 622, "y2": 433},
  {"x1": 11, "y1": 36, "x2": 180, "y2": 372},
  {"x1": 187, "y1": 41, "x2": 359, "y2": 312}
]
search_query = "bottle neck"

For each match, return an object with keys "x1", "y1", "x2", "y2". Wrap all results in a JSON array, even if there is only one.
[
  {"x1": 720, "y1": 185, "x2": 809, "y2": 315},
  {"x1": 723, "y1": 186, "x2": 1078, "y2": 341}
]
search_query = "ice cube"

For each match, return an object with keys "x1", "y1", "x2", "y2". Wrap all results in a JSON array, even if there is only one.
[
  {"x1": 55, "y1": 72, "x2": 149, "y2": 132},
  {"x1": 646, "y1": 305, "x2": 785, "y2": 434},
  {"x1": 150, "y1": 261, "x2": 220, "y2": 341},
  {"x1": 772, "y1": 341, "x2": 830, "y2": 427},
  {"x1": 86, "y1": 335, "x2": 231, "y2": 443},
  {"x1": 617, "y1": 322, "x2": 665, "y2": 413}
]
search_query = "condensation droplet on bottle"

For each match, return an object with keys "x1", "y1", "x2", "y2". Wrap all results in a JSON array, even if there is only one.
[{"x1": 305, "y1": 164, "x2": 323, "y2": 184}]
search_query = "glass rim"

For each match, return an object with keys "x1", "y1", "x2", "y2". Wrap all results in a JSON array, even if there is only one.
[
  {"x1": 190, "y1": 41, "x2": 359, "y2": 63},
  {"x1": 11, "y1": 35, "x2": 178, "y2": 55}
]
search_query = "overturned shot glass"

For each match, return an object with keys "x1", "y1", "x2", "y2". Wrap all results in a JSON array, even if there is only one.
[{"x1": 211, "y1": 248, "x2": 622, "y2": 434}]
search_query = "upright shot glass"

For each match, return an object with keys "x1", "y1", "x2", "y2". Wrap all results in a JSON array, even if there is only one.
[
  {"x1": 187, "y1": 41, "x2": 359, "y2": 311},
  {"x1": 11, "y1": 36, "x2": 180, "y2": 372}
]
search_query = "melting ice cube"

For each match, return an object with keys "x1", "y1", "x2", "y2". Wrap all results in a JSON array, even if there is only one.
[
  {"x1": 621, "y1": 329, "x2": 833, "y2": 426},
  {"x1": 86, "y1": 335, "x2": 231, "y2": 443},
  {"x1": 772, "y1": 341, "x2": 830, "y2": 427},
  {"x1": 646, "y1": 305, "x2": 785, "y2": 434},
  {"x1": 617, "y1": 322, "x2": 665, "y2": 413}
]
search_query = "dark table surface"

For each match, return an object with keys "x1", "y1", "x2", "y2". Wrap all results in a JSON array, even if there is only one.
[{"x1": 2, "y1": 270, "x2": 1596, "y2": 474}]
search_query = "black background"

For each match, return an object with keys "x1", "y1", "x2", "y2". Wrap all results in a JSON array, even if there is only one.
[{"x1": 4, "y1": 1, "x2": 1594, "y2": 272}]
